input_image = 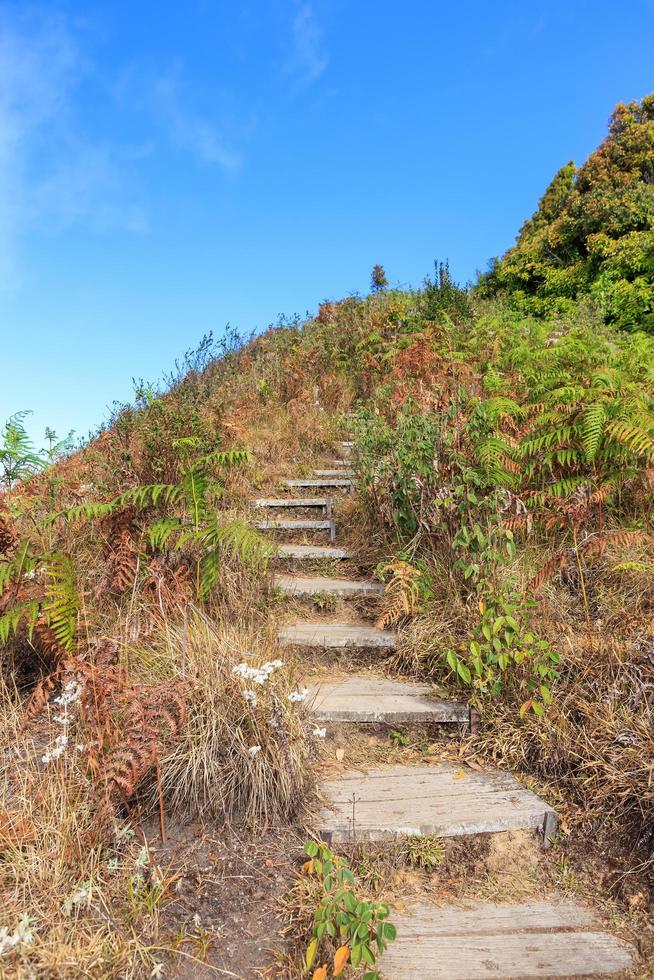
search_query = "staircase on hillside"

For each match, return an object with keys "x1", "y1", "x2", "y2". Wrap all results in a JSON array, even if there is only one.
[{"x1": 252, "y1": 439, "x2": 636, "y2": 979}]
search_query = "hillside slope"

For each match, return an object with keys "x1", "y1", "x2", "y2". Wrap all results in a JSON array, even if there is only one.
[{"x1": 1, "y1": 277, "x2": 654, "y2": 974}]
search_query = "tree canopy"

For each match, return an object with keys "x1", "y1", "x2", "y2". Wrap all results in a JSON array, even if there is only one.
[{"x1": 481, "y1": 94, "x2": 654, "y2": 333}]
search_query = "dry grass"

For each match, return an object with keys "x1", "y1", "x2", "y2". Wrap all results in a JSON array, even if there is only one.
[
  {"x1": 134, "y1": 609, "x2": 316, "y2": 825},
  {"x1": 0, "y1": 680, "x2": 172, "y2": 978}
]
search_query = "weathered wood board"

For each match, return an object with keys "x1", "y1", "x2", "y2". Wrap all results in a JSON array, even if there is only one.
[
  {"x1": 319, "y1": 763, "x2": 557, "y2": 842},
  {"x1": 285, "y1": 478, "x2": 355, "y2": 489},
  {"x1": 276, "y1": 544, "x2": 352, "y2": 559},
  {"x1": 378, "y1": 900, "x2": 635, "y2": 978},
  {"x1": 310, "y1": 675, "x2": 468, "y2": 724},
  {"x1": 274, "y1": 574, "x2": 382, "y2": 597},
  {"x1": 278, "y1": 622, "x2": 397, "y2": 649}
]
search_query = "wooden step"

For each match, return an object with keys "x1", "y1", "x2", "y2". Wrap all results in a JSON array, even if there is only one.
[
  {"x1": 379, "y1": 900, "x2": 635, "y2": 978},
  {"x1": 274, "y1": 575, "x2": 382, "y2": 598},
  {"x1": 319, "y1": 763, "x2": 558, "y2": 844},
  {"x1": 278, "y1": 623, "x2": 396, "y2": 649},
  {"x1": 310, "y1": 675, "x2": 468, "y2": 724},
  {"x1": 255, "y1": 519, "x2": 336, "y2": 542},
  {"x1": 312, "y1": 469, "x2": 354, "y2": 478},
  {"x1": 285, "y1": 479, "x2": 355, "y2": 489},
  {"x1": 253, "y1": 497, "x2": 332, "y2": 514},
  {"x1": 276, "y1": 544, "x2": 352, "y2": 560}
]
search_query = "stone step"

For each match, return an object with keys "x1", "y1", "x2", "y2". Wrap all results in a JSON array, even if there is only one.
[
  {"x1": 338, "y1": 441, "x2": 354, "y2": 454},
  {"x1": 276, "y1": 544, "x2": 352, "y2": 560},
  {"x1": 310, "y1": 675, "x2": 469, "y2": 724},
  {"x1": 312, "y1": 468, "x2": 354, "y2": 478},
  {"x1": 255, "y1": 519, "x2": 336, "y2": 542},
  {"x1": 253, "y1": 497, "x2": 332, "y2": 514},
  {"x1": 278, "y1": 623, "x2": 396, "y2": 650},
  {"x1": 274, "y1": 575, "x2": 382, "y2": 598},
  {"x1": 319, "y1": 763, "x2": 558, "y2": 844},
  {"x1": 285, "y1": 479, "x2": 355, "y2": 489},
  {"x1": 379, "y1": 900, "x2": 635, "y2": 978}
]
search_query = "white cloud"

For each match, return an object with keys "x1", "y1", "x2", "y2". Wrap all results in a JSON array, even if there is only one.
[
  {"x1": 0, "y1": 7, "x2": 142, "y2": 288},
  {"x1": 289, "y1": 2, "x2": 328, "y2": 81},
  {"x1": 151, "y1": 68, "x2": 241, "y2": 171}
]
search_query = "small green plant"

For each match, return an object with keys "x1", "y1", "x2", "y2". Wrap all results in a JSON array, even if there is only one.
[
  {"x1": 0, "y1": 412, "x2": 45, "y2": 489},
  {"x1": 402, "y1": 834, "x2": 444, "y2": 870},
  {"x1": 303, "y1": 840, "x2": 396, "y2": 979}
]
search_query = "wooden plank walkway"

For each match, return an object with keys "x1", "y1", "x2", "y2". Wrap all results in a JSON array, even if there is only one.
[
  {"x1": 379, "y1": 900, "x2": 635, "y2": 978},
  {"x1": 274, "y1": 574, "x2": 382, "y2": 597},
  {"x1": 266, "y1": 444, "x2": 635, "y2": 977},
  {"x1": 310, "y1": 675, "x2": 469, "y2": 724},
  {"x1": 319, "y1": 763, "x2": 558, "y2": 843},
  {"x1": 278, "y1": 622, "x2": 397, "y2": 649}
]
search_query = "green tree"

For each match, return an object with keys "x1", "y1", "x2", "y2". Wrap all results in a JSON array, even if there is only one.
[
  {"x1": 371, "y1": 264, "x2": 388, "y2": 291},
  {"x1": 481, "y1": 94, "x2": 654, "y2": 332}
]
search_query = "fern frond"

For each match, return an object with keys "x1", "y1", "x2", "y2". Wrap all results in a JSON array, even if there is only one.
[
  {"x1": 376, "y1": 561, "x2": 421, "y2": 628},
  {"x1": 581, "y1": 401, "x2": 606, "y2": 461},
  {"x1": 41, "y1": 552, "x2": 79, "y2": 652},
  {"x1": 148, "y1": 516, "x2": 184, "y2": 550},
  {"x1": 0, "y1": 600, "x2": 40, "y2": 645},
  {"x1": 605, "y1": 420, "x2": 654, "y2": 460}
]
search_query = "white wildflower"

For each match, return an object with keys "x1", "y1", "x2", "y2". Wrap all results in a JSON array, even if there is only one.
[
  {"x1": 243, "y1": 690, "x2": 257, "y2": 705},
  {"x1": 150, "y1": 963, "x2": 165, "y2": 979},
  {"x1": 192, "y1": 913, "x2": 202, "y2": 928},
  {"x1": 313, "y1": 727, "x2": 327, "y2": 738},
  {"x1": 62, "y1": 883, "x2": 91, "y2": 914},
  {"x1": 0, "y1": 914, "x2": 35, "y2": 956},
  {"x1": 248, "y1": 745, "x2": 262, "y2": 756},
  {"x1": 287, "y1": 687, "x2": 309, "y2": 703},
  {"x1": 53, "y1": 680, "x2": 83, "y2": 707}
]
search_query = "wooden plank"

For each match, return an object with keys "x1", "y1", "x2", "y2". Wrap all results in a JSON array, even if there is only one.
[
  {"x1": 377, "y1": 899, "x2": 599, "y2": 936},
  {"x1": 278, "y1": 623, "x2": 397, "y2": 649},
  {"x1": 285, "y1": 479, "x2": 355, "y2": 489},
  {"x1": 310, "y1": 675, "x2": 468, "y2": 724},
  {"x1": 255, "y1": 519, "x2": 334, "y2": 531},
  {"x1": 253, "y1": 497, "x2": 331, "y2": 510},
  {"x1": 379, "y1": 902, "x2": 635, "y2": 978},
  {"x1": 276, "y1": 545, "x2": 352, "y2": 559},
  {"x1": 313, "y1": 469, "x2": 354, "y2": 478},
  {"x1": 319, "y1": 763, "x2": 557, "y2": 843},
  {"x1": 274, "y1": 575, "x2": 382, "y2": 597}
]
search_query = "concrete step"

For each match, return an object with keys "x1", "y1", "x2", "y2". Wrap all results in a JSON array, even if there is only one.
[
  {"x1": 255, "y1": 518, "x2": 336, "y2": 542},
  {"x1": 312, "y1": 468, "x2": 354, "y2": 478},
  {"x1": 310, "y1": 675, "x2": 469, "y2": 724},
  {"x1": 278, "y1": 622, "x2": 396, "y2": 650},
  {"x1": 253, "y1": 497, "x2": 332, "y2": 514},
  {"x1": 276, "y1": 544, "x2": 352, "y2": 560},
  {"x1": 338, "y1": 441, "x2": 354, "y2": 455},
  {"x1": 379, "y1": 900, "x2": 635, "y2": 979},
  {"x1": 285, "y1": 479, "x2": 355, "y2": 490},
  {"x1": 274, "y1": 575, "x2": 382, "y2": 598},
  {"x1": 319, "y1": 763, "x2": 558, "y2": 844}
]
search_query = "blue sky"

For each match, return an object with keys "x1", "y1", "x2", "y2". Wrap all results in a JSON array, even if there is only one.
[{"x1": 1, "y1": 0, "x2": 654, "y2": 446}]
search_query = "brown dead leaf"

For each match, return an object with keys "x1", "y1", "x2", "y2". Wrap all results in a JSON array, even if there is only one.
[{"x1": 333, "y1": 945, "x2": 350, "y2": 976}]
